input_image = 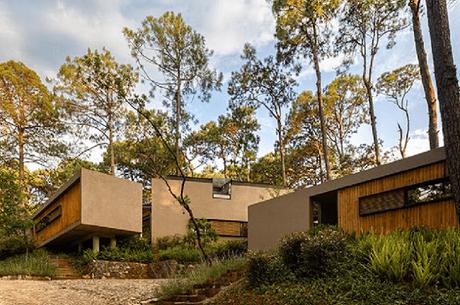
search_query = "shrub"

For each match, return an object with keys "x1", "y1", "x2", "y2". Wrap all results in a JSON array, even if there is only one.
[
  {"x1": 183, "y1": 218, "x2": 218, "y2": 247},
  {"x1": 411, "y1": 234, "x2": 442, "y2": 287},
  {"x1": 279, "y1": 226, "x2": 349, "y2": 279},
  {"x1": 212, "y1": 240, "x2": 248, "y2": 259},
  {"x1": 159, "y1": 246, "x2": 201, "y2": 264},
  {"x1": 156, "y1": 235, "x2": 184, "y2": 250},
  {"x1": 439, "y1": 229, "x2": 460, "y2": 288},
  {"x1": 160, "y1": 256, "x2": 247, "y2": 297},
  {"x1": 366, "y1": 231, "x2": 412, "y2": 282},
  {"x1": 98, "y1": 246, "x2": 154, "y2": 263},
  {"x1": 0, "y1": 249, "x2": 55, "y2": 277},
  {"x1": 247, "y1": 251, "x2": 294, "y2": 287}
]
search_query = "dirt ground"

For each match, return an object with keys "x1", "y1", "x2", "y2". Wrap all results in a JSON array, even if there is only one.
[{"x1": 0, "y1": 279, "x2": 167, "y2": 305}]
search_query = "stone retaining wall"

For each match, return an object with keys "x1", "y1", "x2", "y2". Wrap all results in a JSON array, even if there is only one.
[{"x1": 85, "y1": 260, "x2": 152, "y2": 279}]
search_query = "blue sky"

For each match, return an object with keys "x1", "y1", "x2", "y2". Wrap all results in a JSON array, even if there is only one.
[{"x1": 1, "y1": 0, "x2": 459, "y2": 165}]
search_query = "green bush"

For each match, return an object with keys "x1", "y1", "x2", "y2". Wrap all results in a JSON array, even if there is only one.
[
  {"x1": 279, "y1": 226, "x2": 349, "y2": 279},
  {"x1": 98, "y1": 246, "x2": 154, "y2": 263},
  {"x1": 161, "y1": 256, "x2": 247, "y2": 297},
  {"x1": 411, "y1": 234, "x2": 442, "y2": 287},
  {"x1": 366, "y1": 231, "x2": 412, "y2": 282},
  {"x1": 0, "y1": 249, "x2": 55, "y2": 277},
  {"x1": 439, "y1": 229, "x2": 460, "y2": 288},
  {"x1": 159, "y1": 246, "x2": 201, "y2": 264},
  {"x1": 247, "y1": 251, "x2": 294, "y2": 287},
  {"x1": 211, "y1": 240, "x2": 248, "y2": 259},
  {"x1": 156, "y1": 235, "x2": 184, "y2": 250}
]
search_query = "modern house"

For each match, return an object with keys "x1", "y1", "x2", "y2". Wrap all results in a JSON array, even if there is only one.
[
  {"x1": 151, "y1": 176, "x2": 286, "y2": 241},
  {"x1": 32, "y1": 169, "x2": 143, "y2": 252},
  {"x1": 249, "y1": 147, "x2": 457, "y2": 251}
]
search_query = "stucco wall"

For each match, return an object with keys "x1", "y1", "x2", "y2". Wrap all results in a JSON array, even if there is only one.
[
  {"x1": 81, "y1": 169, "x2": 142, "y2": 234},
  {"x1": 248, "y1": 189, "x2": 310, "y2": 251},
  {"x1": 151, "y1": 178, "x2": 283, "y2": 240}
]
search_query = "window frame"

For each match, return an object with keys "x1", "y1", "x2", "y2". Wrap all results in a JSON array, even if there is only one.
[
  {"x1": 212, "y1": 178, "x2": 232, "y2": 200},
  {"x1": 358, "y1": 178, "x2": 453, "y2": 217}
]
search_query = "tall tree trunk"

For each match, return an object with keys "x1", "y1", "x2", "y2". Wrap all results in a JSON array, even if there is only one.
[
  {"x1": 108, "y1": 125, "x2": 115, "y2": 176},
  {"x1": 364, "y1": 79, "x2": 381, "y2": 165},
  {"x1": 426, "y1": 0, "x2": 460, "y2": 222},
  {"x1": 312, "y1": 49, "x2": 331, "y2": 180},
  {"x1": 410, "y1": 0, "x2": 439, "y2": 149},
  {"x1": 276, "y1": 118, "x2": 287, "y2": 186},
  {"x1": 18, "y1": 128, "x2": 25, "y2": 188},
  {"x1": 175, "y1": 84, "x2": 181, "y2": 175}
]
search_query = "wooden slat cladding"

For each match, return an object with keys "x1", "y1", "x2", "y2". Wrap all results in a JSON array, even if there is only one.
[
  {"x1": 338, "y1": 161, "x2": 458, "y2": 234},
  {"x1": 34, "y1": 181, "x2": 82, "y2": 245},
  {"x1": 210, "y1": 220, "x2": 247, "y2": 237}
]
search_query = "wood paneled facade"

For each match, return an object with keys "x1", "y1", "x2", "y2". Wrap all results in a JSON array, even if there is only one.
[
  {"x1": 33, "y1": 181, "x2": 81, "y2": 246},
  {"x1": 32, "y1": 169, "x2": 142, "y2": 249},
  {"x1": 338, "y1": 161, "x2": 458, "y2": 234}
]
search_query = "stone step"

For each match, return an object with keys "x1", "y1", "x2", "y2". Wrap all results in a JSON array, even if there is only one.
[{"x1": 49, "y1": 257, "x2": 80, "y2": 279}]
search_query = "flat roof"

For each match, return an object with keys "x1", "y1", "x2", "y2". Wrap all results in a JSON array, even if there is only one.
[
  {"x1": 163, "y1": 175, "x2": 284, "y2": 189},
  {"x1": 251, "y1": 147, "x2": 446, "y2": 208},
  {"x1": 32, "y1": 169, "x2": 82, "y2": 219}
]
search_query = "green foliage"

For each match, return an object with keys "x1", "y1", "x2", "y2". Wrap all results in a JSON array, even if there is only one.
[
  {"x1": 0, "y1": 61, "x2": 68, "y2": 183},
  {"x1": 247, "y1": 252, "x2": 294, "y2": 287},
  {"x1": 183, "y1": 218, "x2": 218, "y2": 247},
  {"x1": 0, "y1": 249, "x2": 55, "y2": 277},
  {"x1": 0, "y1": 167, "x2": 33, "y2": 259},
  {"x1": 211, "y1": 240, "x2": 248, "y2": 259},
  {"x1": 160, "y1": 256, "x2": 247, "y2": 298},
  {"x1": 159, "y1": 246, "x2": 201, "y2": 264},
  {"x1": 155, "y1": 235, "x2": 184, "y2": 251},
  {"x1": 279, "y1": 226, "x2": 349, "y2": 279},
  {"x1": 366, "y1": 231, "x2": 412, "y2": 282}
]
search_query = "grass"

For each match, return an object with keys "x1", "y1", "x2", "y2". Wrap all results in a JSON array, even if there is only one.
[
  {"x1": 0, "y1": 249, "x2": 55, "y2": 277},
  {"x1": 160, "y1": 256, "x2": 247, "y2": 298}
]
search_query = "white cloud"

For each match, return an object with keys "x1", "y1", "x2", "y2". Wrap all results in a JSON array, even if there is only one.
[{"x1": 202, "y1": 0, "x2": 275, "y2": 57}]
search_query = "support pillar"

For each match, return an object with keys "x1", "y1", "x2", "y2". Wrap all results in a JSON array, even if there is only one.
[
  {"x1": 92, "y1": 236, "x2": 100, "y2": 252},
  {"x1": 78, "y1": 242, "x2": 83, "y2": 253},
  {"x1": 110, "y1": 237, "x2": 117, "y2": 249}
]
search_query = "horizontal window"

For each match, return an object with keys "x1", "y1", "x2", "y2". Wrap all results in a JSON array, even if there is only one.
[
  {"x1": 359, "y1": 189, "x2": 405, "y2": 216},
  {"x1": 359, "y1": 178, "x2": 452, "y2": 216},
  {"x1": 35, "y1": 205, "x2": 62, "y2": 232},
  {"x1": 209, "y1": 219, "x2": 247, "y2": 237}
]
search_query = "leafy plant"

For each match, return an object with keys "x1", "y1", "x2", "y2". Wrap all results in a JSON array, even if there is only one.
[
  {"x1": 366, "y1": 231, "x2": 412, "y2": 282},
  {"x1": 279, "y1": 226, "x2": 349, "y2": 279},
  {"x1": 159, "y1": 246, "x2": 201, "y2": 264}
]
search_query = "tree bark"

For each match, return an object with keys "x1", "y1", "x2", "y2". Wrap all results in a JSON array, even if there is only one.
[
  {"x1": 18, "y1": 128, "x2": 25, "y2": 187},
  {"x1": 312, "y1": 49, "x2": 331, "y2": 180},
  {"x1": 108, "y1": 124, "x2": 115, "y2": 176},
  {"x1": 410, "y1": 0, "x2": 439, "y2": 149},
  {"x1": 175, "y1": 83, "x2": 181, "y2": 175},
  {"x1": 277, "y1": 120, "x2": 287, "y2": 187},
  {"x1": 364, "y1": 79, "x2": 381, "y2": 165},
  {"x1": 426, "y1": 0, "x2": 460, "y2": 222}
]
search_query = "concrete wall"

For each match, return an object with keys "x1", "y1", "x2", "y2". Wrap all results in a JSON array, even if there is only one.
[
  {"x1": 151, "y1": 178, "x2": 283, "y2": 240},
  {"x1": 248, "y1": 189, "x2": 310, "y2": 251},
  {"x1": 81, "y1": 169, "x2": 143, "y2": 234}
]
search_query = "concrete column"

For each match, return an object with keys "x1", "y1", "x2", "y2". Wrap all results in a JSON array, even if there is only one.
[
  {"x1": 92, "y1": 236, "x2": 100, "y2": 252},
  {"x1": 109, "y1": 237, "x2": 117, "y2": 249},
  {"x1": 78, "y1": 242, "x2": 83, "y2": 253}
]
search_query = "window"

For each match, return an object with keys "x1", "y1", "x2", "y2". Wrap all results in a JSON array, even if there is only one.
[
  {"x1": 209, "y1": 220, "x2": 248, "y2": 237},
  {"x1": 407, "y1": 179, "x2": 452, "y2": 205},
  {"x1": 35, "y1": 205, "x2": 62, "y2": 232},
  {"x1": 359, "y1": 178, "x2": 452, "y2": 216},
  {"x1": 212, "y1": 178, "x2": 231, "y2": 199}
]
